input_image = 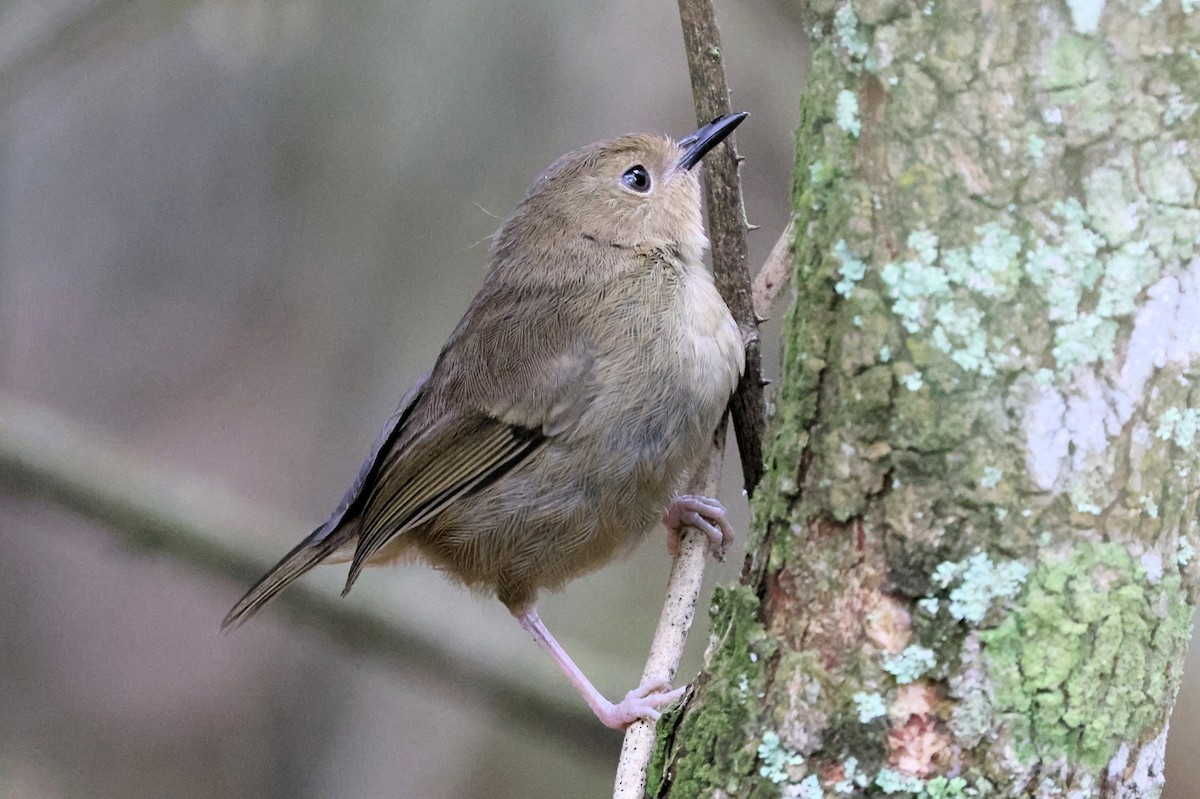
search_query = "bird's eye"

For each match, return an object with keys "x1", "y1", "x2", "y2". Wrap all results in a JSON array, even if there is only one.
[{"x1": 621, "y1": 165, "x2": 652, "y2": 193}]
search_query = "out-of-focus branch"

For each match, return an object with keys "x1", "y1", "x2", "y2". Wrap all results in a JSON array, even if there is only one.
[
  {"x1": 0, "y1": 393, "x2": 614, "y2": 760},
  {"x1": 0, "y1": 0, "x2": 187, "y2": 110}
]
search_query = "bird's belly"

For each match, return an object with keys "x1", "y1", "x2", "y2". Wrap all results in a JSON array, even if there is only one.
[{"x1": 412, "y1": 441, "x2": 667, "y2": 609}]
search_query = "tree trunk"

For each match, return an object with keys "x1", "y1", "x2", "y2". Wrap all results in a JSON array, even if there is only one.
[{"x1": 651, "y1": 0, "x2": 1199, "y2": 796}]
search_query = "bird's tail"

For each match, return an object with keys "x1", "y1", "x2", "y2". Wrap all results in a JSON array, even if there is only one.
[{"x1": 220, "y1": 525, "x2": 348, "y2": 630}]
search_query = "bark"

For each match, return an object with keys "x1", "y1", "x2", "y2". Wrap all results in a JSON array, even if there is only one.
[{"x1": 651, "y1": 1, "x2": 1200, "y2": 797}]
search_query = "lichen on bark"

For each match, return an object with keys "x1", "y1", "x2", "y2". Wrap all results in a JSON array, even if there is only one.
[{"x1": 652, "y1": 0, "x2": 1200, "y2": 797}]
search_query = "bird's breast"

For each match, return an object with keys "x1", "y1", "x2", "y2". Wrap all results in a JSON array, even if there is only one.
[
  {"x1": 578, "y1": 261, "x2": 743, "y2": 480},
  {"x1": 671, "y1": 265, "x2": 745, "y2": 411}
]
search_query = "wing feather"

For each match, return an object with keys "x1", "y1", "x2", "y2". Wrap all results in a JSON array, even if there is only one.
[{"x1": 341, "y1": 417, "x2": 544, "y2": 592}]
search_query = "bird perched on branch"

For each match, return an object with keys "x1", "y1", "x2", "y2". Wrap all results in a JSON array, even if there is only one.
[{"x1": 223, "y1": 112, "x2": 748, "y2": 729}]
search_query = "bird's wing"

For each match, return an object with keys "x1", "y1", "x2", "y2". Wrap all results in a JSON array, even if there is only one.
[{"x1": 342, "y1": 282, "x2": 598, "y2": 592}]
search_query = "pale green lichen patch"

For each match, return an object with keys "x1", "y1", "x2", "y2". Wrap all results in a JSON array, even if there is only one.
[
  {"x1": 981, "y1": 541, "x2": 1193, "y2": 768},
  {"x1": 876, "y1": 767, "x2": 926, "y2": 793},
  {"x1": 853, "y1": 691, "x2": 887, "y2": 722},
  {"x1": 1042, "y1": 33, "x2": 1115, "y2": 143},
  {"x1": 792, "y1": 773, "x2": 823, "y2": 798},
  {"x1": 834, "y1": 4, "x2": 872, "y2": 68},
  {"x1": 1026, "y1": 133, "x2": 1046, "y2": 163},
  {"x1": 1178, "y1": 540, "x2": 1194, "y2": 566},
  {"x1": 1081, "y1": 153, "x2": 1139, "y2": 245},
  {"x1": 883, "y1": 644, "x2": 937, "y2": 683},
  {"x1": 918, "y1": 776, "x2": 971, "y2": 798},
  {"x1": 757, "y1": 730, "x2": 804, "y2": 783},
  {"x1": 878, "y1": 222, "x2": 1023, "y2": 380},
  {"x1": 1164, "y1": 83, "x2": 1199, "y2": 125},
  {"x1": 1065, "y1": 0, "x2": 1106, "y2": 32},
  {"x1": 837, "y1": 89, "x2": 862, "y2": 137},
  {"x1": 834, "y1": 757, "x2": 871, "y2": 792},
  {"x1": 899, "y1": 370, "x2": 923, "y2": 391},
  {"x1": 834, "y1": 239, "x2": 868, "y2": 297},
  {"x1": 926, "y1": 552, "x2": 1031, "y2": 624},
  {"x1": 1155, "y1": 406, "x2": 1200, "y2": 448},
  {"x1": 1044, "y1": 33, "x2": 1107, "y2": 90},
  {"x1": 978, "y1": 466, "x2": 1003, "y2": 489},
  {"x1": 1022, "y1": 195, "x2": 1173, "y2": 382}
]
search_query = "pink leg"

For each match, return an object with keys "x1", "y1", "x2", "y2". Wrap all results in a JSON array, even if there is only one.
[
  {"x1": 663, "y1": 494, "x2": 735, "y2": 559},
  {"x1": 516, "y1": 608, "x2": 684, "y2": 730}
]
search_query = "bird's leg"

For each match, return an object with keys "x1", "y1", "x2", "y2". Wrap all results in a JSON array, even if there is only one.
[
  {"x1": 663, "y1": 494, "x2": 735, "y2": 559},
  {"x1": 515, "y1": 608, "x2": 684, "y2": 730}
]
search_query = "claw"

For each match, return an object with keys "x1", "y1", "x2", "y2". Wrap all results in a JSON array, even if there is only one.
[
  {"x1": 663, "y1": 495, "x2": 736, "y2": 560},
  {"x1": 597, "y1": 677, "x2": 687, "y2": 729}
]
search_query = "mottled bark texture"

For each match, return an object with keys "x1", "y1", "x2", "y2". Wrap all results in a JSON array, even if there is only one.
[{"x1": 651, "y1": 1, "x2": 1200, "y2": 797}]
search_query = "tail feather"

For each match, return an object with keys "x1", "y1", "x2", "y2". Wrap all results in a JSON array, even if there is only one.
[{"x1": 221, "y1": 525, "x2": 349, "y2": 630}]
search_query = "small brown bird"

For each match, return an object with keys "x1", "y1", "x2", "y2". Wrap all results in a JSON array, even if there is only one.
[{"x1": 223, "y1": 112, "x2": 748, "y2": 729}]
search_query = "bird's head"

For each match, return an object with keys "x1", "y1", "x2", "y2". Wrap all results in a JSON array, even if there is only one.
[{"x1": 491, "y1": 113, "x2": 748, "y2": 286}]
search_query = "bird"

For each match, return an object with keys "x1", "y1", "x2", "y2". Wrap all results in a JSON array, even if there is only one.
[{"x1": 223, "y1": 112, "x2": 749, "y2": 729}]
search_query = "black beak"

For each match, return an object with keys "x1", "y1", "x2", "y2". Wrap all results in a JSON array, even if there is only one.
[{"x1": 677, "y1": 112, "x2": 748, "y2": 170}]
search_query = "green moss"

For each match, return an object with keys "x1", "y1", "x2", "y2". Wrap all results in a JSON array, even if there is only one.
[
  {"x1": 981, "y1": 541, "x2": 1193, "y2": 768},
  {"x1": 650, "y1": 584, "x2": 772, "y2": 796},
  {"x1": 759, "y1": 41, "x2": 866, "y2": 532}
]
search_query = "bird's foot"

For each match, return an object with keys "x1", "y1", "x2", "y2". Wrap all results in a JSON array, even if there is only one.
[
  {"x1": 663, "y1": 494, "x2": 734, "y2": 560},
  {"x1": 596, "y1": 677, "x2": 686, "y2": 730}
]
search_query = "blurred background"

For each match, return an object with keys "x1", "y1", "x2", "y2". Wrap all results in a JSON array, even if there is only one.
[{"x1": 0, "y1": 1, "x2": 1195, "y2": 797}]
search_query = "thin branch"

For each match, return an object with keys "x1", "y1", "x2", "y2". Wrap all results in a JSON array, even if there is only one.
[
  {"x1": 678, "y1": 0, "x2": 766, "y2": 498},
  {"x1": 613, "y1": 423, "x2": 725, "y2": 798},
  {"x1": 613, "y1": 1, "x2": 763, "y2": 794},
  {"x1": 753, "y1": 217, "x2": 797, "y2": 320},
  {"x1": 0, "y1": 393, "x2": 614, "y2": 760}
]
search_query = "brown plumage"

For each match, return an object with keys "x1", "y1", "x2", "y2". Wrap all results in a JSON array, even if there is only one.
[{"x1": 223, "y1": 113, "x2": 748, "y2": 729}]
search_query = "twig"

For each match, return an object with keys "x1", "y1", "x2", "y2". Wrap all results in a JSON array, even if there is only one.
[
  {"x1": 613, "y1": 1, "x2": 762, "y2": 795},
  {"x1": 0, "y1": 393, "x2": 615, "y2": 760},
  {"x1": 678, "y1": 0, "x2": 766, "y2": 498},
  {"x1": 612, "y1": 426, "x2": 724, "y2": 798},
  {"x1": 752, "y1": 217, "x2": 796, "y2": 320}
]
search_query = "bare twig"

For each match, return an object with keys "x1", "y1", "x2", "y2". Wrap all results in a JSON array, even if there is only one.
[
  {"x1": 613, "y1": 424, "x2": 725, "y2": 798},
  {"x1": 613, "y1": 1, "x2": 762, "y2": 794},
  {"x1": 753, "y1": 217, "x2": 797, "y2": 320},
  {"x1": 678, "y1": 0, "x2": 766, "y2": 498},
  {"x1": 0, "y1": 393, "x2": 614, "y2": 760}
]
